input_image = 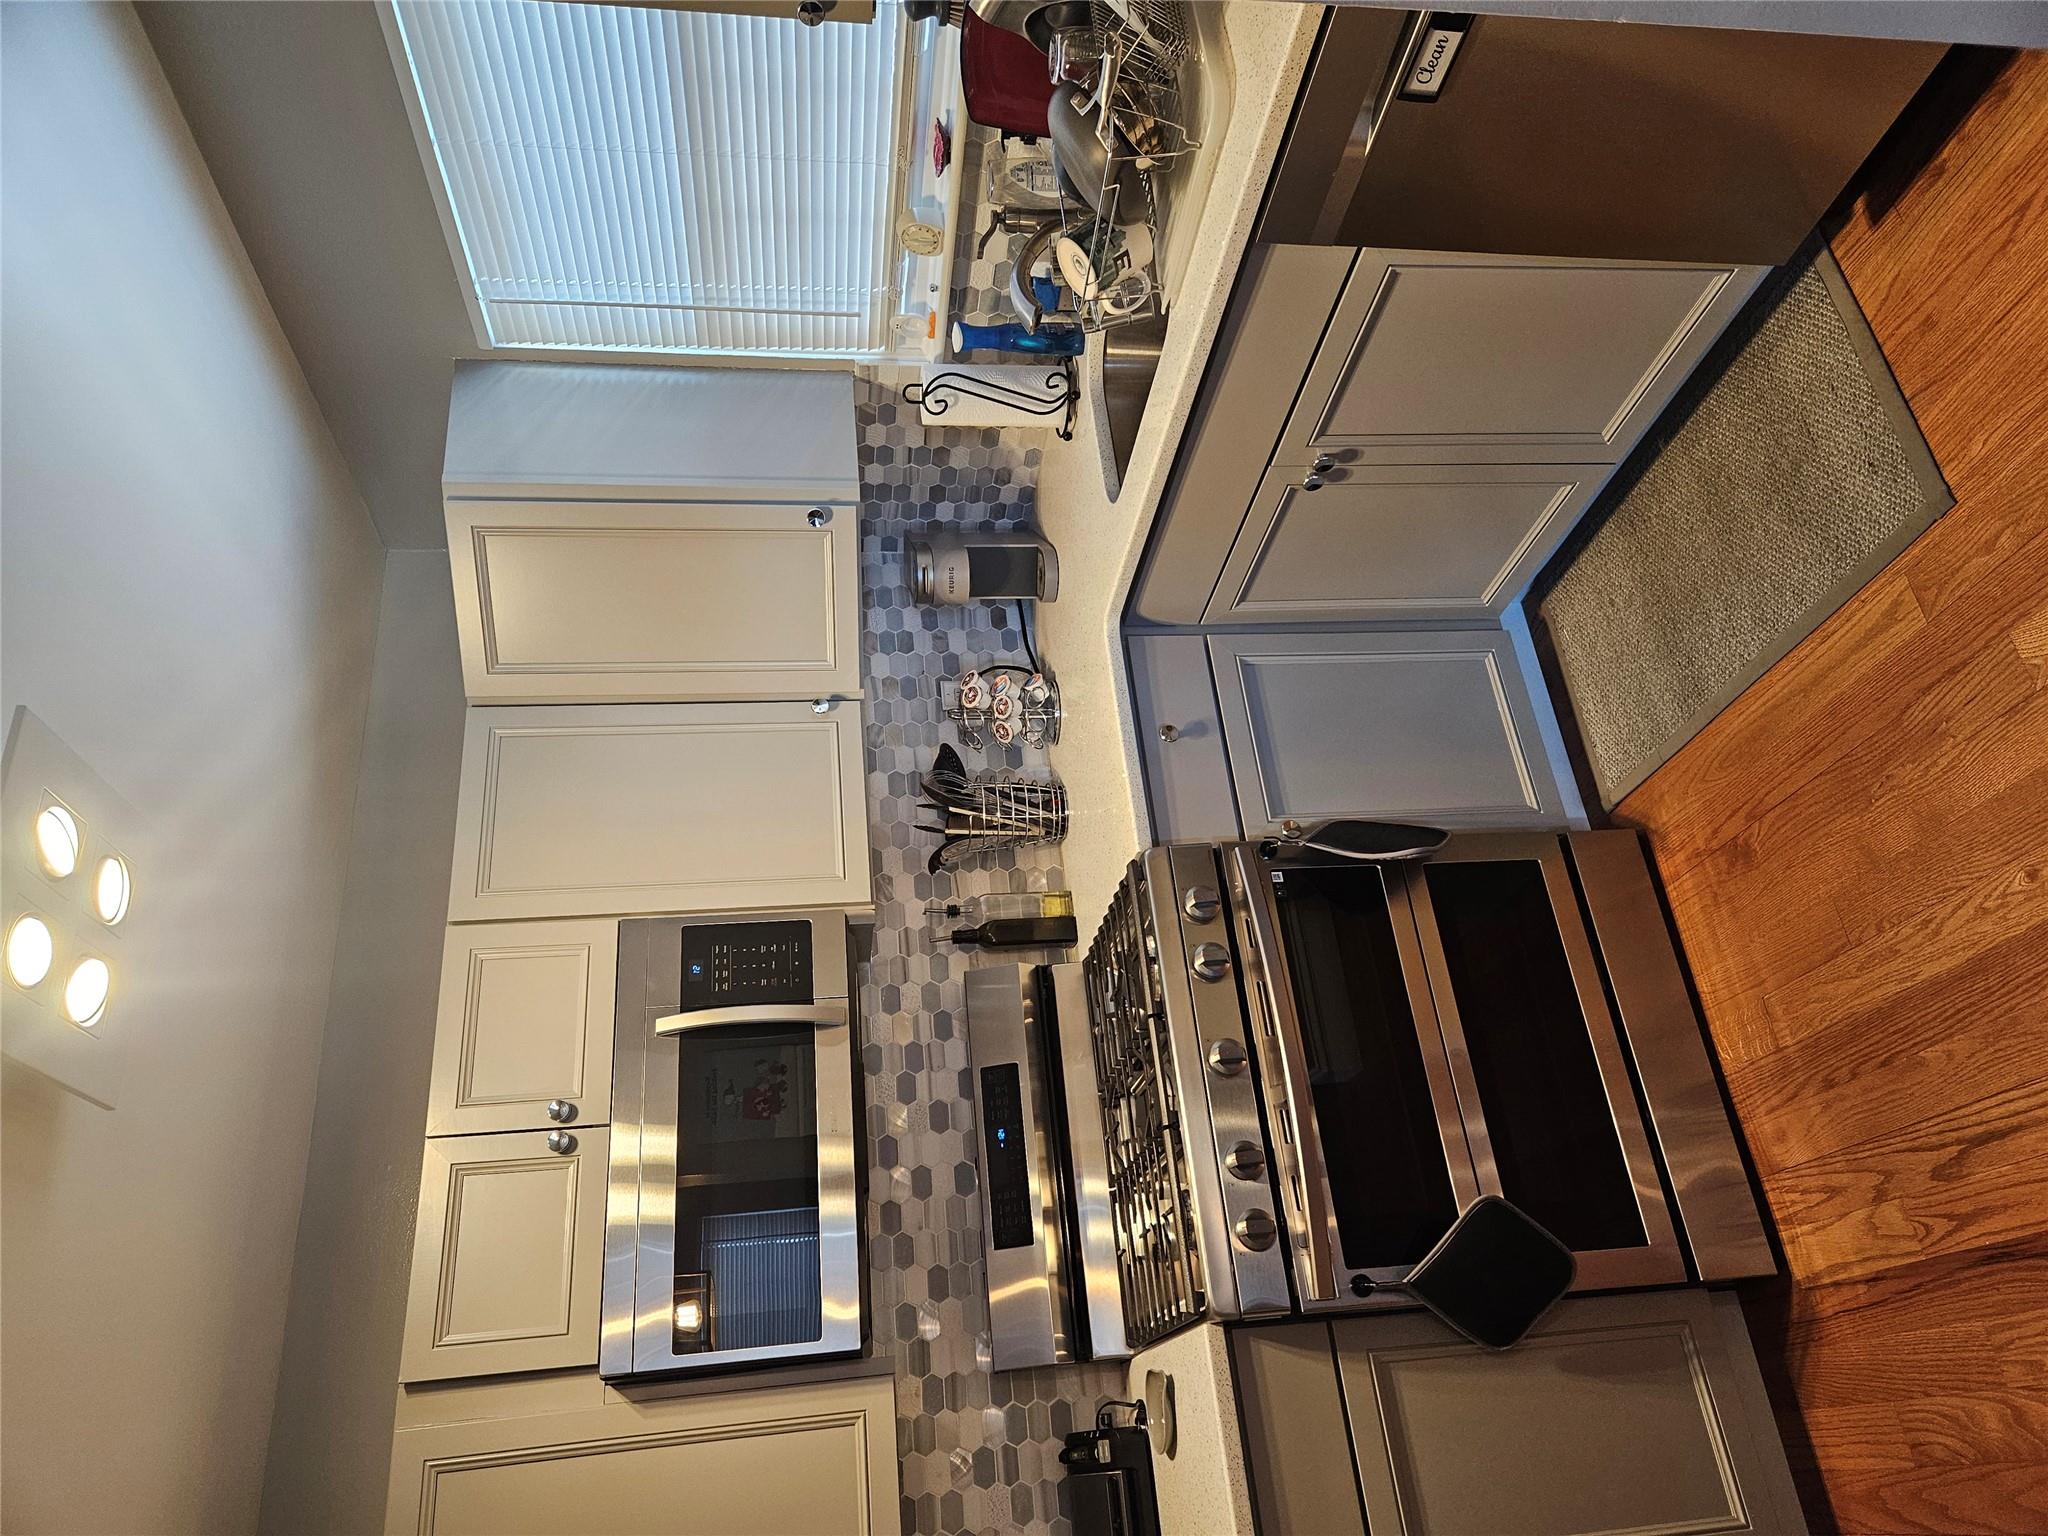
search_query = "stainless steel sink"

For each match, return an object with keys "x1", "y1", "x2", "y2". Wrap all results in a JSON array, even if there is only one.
[
  {"x1": 1098, "y1": 314, "x2": 1167, "y2": 499},
  {"x1": 1087, "y1": 3, "x2": 1231, "y2": 501}
]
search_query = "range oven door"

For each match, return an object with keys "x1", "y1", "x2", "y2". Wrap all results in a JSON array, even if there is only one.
[
  {"x1": 1228, "y1": 833, "x2": 1687, "y2": 1308},
  {"x1": 1227, "y1": 844, "x2": 1483, "y2": 1308},
  {"x1": 1401, "y1": 834, "x2": 1685, "y2": 1289},
  {"x1": 602, "y1": 915, "x2": 862, "y2": 1378}
]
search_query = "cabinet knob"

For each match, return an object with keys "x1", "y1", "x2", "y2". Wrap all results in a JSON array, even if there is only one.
[
  {"x1": 1311, "y1": 454, "x2": 1336, "y2": 473},
  {"x1": 1158, "y1": 723, "x2": 1181, "y2": 743},
  {"x1": 547, "y1": 1130, "x2": 577, "y2": 1154},
  {"x1": 546, "y1": 1099, "x2": 576, "y2": 1123},
  {"x1": 807, "y1": 508, "x2": 830, "y2": 527},
  {"x1": 1301, "y1": 472, "x2": 1326, "y2": 492}
]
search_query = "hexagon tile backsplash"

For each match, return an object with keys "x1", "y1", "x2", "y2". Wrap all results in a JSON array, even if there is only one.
[{"x1": 852, "y1": 374, "x2": 1128, "y2": 1536}]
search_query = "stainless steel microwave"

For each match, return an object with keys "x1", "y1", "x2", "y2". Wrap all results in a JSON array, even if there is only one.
[{"x1": 600, "y1": 911, "x2": 865, "y2": 1379}]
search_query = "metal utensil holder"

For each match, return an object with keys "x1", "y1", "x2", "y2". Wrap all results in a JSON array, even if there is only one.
[
  {"x1": 1048, "y1": 0, "x2": 1199, "y2": 335},
  {"x1": 920, "y1": 765, "x2": 1069, "y2": 870}
]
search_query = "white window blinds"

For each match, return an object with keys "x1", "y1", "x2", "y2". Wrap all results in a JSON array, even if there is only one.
[{"x1": 390, "y1": 0, "x2": 905, "y2": 356}]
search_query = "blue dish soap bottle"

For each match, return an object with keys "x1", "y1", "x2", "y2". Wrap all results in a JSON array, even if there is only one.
[{"x1": 952, "y1": 319, "x2": 1085, "y2": 357}]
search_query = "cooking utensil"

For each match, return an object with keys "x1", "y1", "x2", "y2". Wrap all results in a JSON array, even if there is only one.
[
  {"x1": 961, "y1": 9, "x2": 1058, "y2": 137},
  {"x1": 1047, "y1": 83, "x2": 1145, "y2": 227}
]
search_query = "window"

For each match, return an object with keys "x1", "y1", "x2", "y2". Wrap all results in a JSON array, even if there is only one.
[{"x1": 389, "y1": 0, "x2": 911, "y2": 358}]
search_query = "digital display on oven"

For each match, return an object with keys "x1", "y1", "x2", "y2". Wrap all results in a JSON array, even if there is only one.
[
  {"x1": 680, "y1": 921, "x2": 813, "y2": 1011},
  {"x1": 978, "y1": 1064, "x2": 1033, "y2": 1250}
]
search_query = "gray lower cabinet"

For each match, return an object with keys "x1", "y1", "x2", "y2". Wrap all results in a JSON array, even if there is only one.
[
  {"x1": 1209, "y1": 631, "x2": 1564, "y2": 831},
  {"x1": 1206, "y1": 462, "x2": 1614, "y2": 625},
  {"x1": 1233, "y1": 1291, "x2": 1807, "y2": 1536},
  {"x1": 1128, "y1": 632, "x2": 1242, "y2": 842},
  {"x1": 1275, "y1": 249, "x2": 1763, "y2": 468}
]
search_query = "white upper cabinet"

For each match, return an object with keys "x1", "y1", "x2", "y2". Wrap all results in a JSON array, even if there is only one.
[
  {"x1": 441, "y1": 363, "x2": 862, "y2": 705},
  {"x1": 445, "y1": 499, "x2": 860, "y2": 704},
  {"x1": 400, "y1": 1127, "x2": 609, "y2": 1383},
  {"x1": 426, "y1": 920, "x2": 617, "y2": 1135},
  {"x1": 447, "y1": 701, "x2": 870, "y2": 922},
  {"x1": 441, "y1": 362, "x2": 860, "y2": 504}
]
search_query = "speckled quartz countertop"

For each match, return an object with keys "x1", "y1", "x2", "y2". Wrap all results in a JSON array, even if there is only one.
[{"x1": 1032, "y1": 0, "x2": 1323, "y2": 936}]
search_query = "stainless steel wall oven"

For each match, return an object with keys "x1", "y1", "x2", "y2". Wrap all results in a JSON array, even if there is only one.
[{"x1": 602, "y1": 911, "x2": 864, "y2": 1379}]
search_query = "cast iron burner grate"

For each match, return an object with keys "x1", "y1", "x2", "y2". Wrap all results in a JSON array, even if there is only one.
[{"x1": 1084, "y1": 863, "x2": 1204, "y2": 1346}]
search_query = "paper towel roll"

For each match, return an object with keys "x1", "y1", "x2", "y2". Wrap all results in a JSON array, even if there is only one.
[{"x1": 910, "y1": 362, "x2": 1074, "y2": 430}]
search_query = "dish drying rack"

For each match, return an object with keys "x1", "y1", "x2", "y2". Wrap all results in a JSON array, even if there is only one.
[{"x1": 1045, "y1": 0, "x2": 1199, "y2": 335}]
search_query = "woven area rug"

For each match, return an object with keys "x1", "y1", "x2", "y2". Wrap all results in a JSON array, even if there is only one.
[{"x1": 1535, "y1": 247, "x2": 1951, "y2": 808}]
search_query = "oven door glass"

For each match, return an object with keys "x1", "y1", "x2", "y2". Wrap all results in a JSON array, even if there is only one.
[
  {"x1": 1271, "y1": 864, "x2": 1471, "y2": 1271},
  {"x1": 1416, "y1": 857, "x2": 1649, "y2": 1253},
  {"x1": 671, "y1": 1021, "x2": 823, "y2": 1353}
]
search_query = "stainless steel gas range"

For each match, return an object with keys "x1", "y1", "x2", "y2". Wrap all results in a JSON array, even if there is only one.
[{"x1": 965, "y1": 827, "x2": 1774, "y2": 1370}]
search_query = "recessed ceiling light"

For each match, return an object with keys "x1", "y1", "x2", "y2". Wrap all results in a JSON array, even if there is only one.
[
  {"x1": 63, "y1": 956, "x2": 110, "y2": 1028},
  {"x1": 93, "y1": 855, "x2": 132, "y2": 926},
  {"x1": 6, "y1": 914, "x2": 54, "y2": 988},
  {"x1": 35, "y1": 804, "x2": 80, "y2": 879}
]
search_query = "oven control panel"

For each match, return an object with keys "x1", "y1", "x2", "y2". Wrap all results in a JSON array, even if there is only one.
[
  {"x1": 680, "y1": 921, "x2": 812, "y2": 1011},
  {"x1": 979, "y1": 1063, "x2": 1033, "y2": 1250}
]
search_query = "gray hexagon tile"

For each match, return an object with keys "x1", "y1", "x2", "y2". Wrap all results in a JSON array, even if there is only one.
[{"x1": 850, "y1": 350, "x2": 1124, "y2": 1536}]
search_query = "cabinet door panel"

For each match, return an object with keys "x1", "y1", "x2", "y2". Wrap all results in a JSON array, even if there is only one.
[
  {"x1": 447, "y1": 500, "x2": 860, "y2": 704},
  {"x1": 447, "y1": 701, "x2": 869, "y2": 921},
  {"x1": 1331, "y1": 1292, "x2": 1806, "y2": 1536},
  {"x1": 387, "y1": 1372, "x2": 897, "y2": 1535},
  {"x1": 401, "y1": 1130, "x2": 608, "y2": 1383},
  {"x1": 1128, "y1": 632, "x2": 1240, "y2": 842},
  {"x1": 427, "y1": 920, "x2": 616, "y2": 1135},
  {"x1": 1207, "y1": 463, "x2": 1612, "y2": 623},
  {"x1": 1209, "y1": 632, "x2": 1562, "y2": 830},
  {"x1": 1278, "y1": 251, "x2": 1759, "y2": 466}
]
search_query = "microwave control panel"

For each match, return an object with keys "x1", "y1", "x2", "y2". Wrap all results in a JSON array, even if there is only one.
[{"x1": 680, "y1": 921, "x2": 813, "y2": 1011}]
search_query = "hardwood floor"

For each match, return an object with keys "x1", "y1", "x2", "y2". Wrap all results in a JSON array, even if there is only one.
[{"x1": 1614, "y1": 47, "x2": 2048, "y2": 1536}]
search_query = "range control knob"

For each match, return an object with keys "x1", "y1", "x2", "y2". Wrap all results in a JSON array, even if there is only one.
[
  {"x1": 1234, "y1": 1210, "x2": 1279, "y2": 1251},
  {"x1": 1206, "y1": 1039, "x2": 1249, "y2": 1077},
  {"x1": 1189, "y1": 941, "x2": 1231, "y2": 982},
  {"x1": 1224, "y1": 1141, "x2": 1267, "y2": 1180},
  {"x1": 1182, "y1": 885, "x2": 1221, "y2": 923}
]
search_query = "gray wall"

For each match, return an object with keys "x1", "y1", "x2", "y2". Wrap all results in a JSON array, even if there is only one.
[
  {"x1": 140, "y1": 0, "x2": 475, "y2": 552},
  {"x1": 0, "y1": 4, "x2": 385, "y2": 1530},
  {"x1": 258, "y1": 553, "x2": 466, "y2": 1536}
]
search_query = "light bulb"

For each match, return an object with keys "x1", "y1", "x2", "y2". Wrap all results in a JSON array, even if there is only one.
[
  {"x1": 6, "y1": 914, "x2": 54, "y2": 988},
  {"x1": 674, "y1": 1299, "x2": 704, "y2": 1334},
  {"x1": 63, "y1": 956, "x2": 110, "y2": 1027},
  {"x1": 35, "y1": 804, "x2": 80, "y2": 879},
  {"x1": 94, "y1": 855, "x2": 132, "y2": 925}
]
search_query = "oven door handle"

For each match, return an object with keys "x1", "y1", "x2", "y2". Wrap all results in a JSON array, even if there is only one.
[
  {"x1": 654, "y1": 1000, "x2": 850, "y2": 1035},
  {"x1": 1228, "y1": 848, "x2": 1338, "y2": 1303}
]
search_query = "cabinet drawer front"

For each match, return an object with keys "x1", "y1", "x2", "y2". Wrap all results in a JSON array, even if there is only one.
[
  {"x1": 401, "y1": 1129, "x2": 609, "y2": 1383},
  {"x1": 1279, "y1": 250, "x2": 1756, "y2": 465},
  {"x1": 1209, "y1": 633, "x2": 1562, "y2": 829},
  {"x1": 448, "y1": 701, "x2": 870, "y2": 921},
  {"x1": 447, "y1": 500, "x2": 860, "y2": 703},
  {"x1": 1332, "y1": 1293, "x2": 1799, "y2": 1536},
  {"x1": 427, "y1": 920, "x2": 616, "y2": 1135},
  {"x1": 1207, "y1": 463, "x2": 1612, "y2": 623}
]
